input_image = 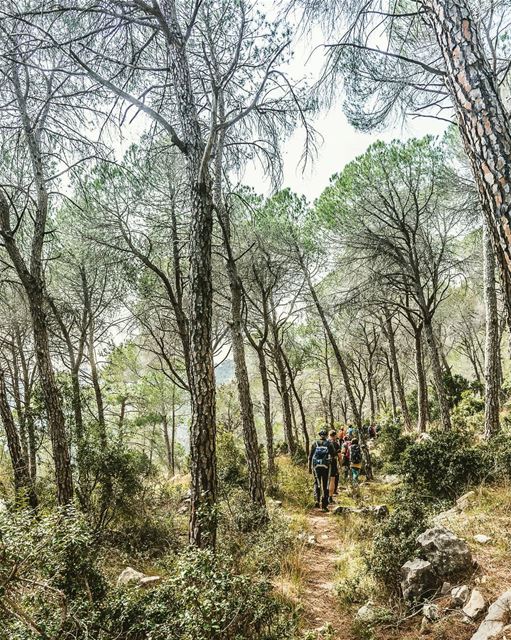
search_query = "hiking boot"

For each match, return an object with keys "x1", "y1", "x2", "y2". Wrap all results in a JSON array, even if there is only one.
[
  {"x1": 314, "y1": 502, "x2": 319, "y2": 509},
  {"x1": 321, "y1": 507, "x2": 329, "y2": 513}
]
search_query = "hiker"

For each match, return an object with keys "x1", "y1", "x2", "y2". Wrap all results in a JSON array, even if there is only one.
[
  {"x1": 308, "y1": 429, "x2": 336, "y2": 512},
  {"x1": 328, "y1": 429, "x2": 341, "y2": 502},
  {"x1": 349, "y1": 437, "x2": 363, "y2": 486},
  {"x1": 340, "y1": 437, "x2": 351, "y2": 481},
  {"x1": 347, "y1": 424, "x2": 354, "y2": 440},
  {"x1": 338, "y1": 426, "x2": 346, "y2": 441},
  {"x1": 368, "y1": 424, "x2": 376, "y2": 439}
]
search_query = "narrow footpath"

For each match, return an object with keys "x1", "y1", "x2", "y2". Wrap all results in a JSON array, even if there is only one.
[{"x1": 301, "y1": 510, "x2": 344, "y2": 636}]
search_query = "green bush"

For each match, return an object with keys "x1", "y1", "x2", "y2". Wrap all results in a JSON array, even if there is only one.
[
  {"x1": 100, "y1": 549, "x2": 297, "y2": 640},
  {"x1": 451, "y1": 390, "x2": 485, "y2": 431},
  {"x1": 377, "y1": 417, "x2": 414, "y2": 473},
  {"x1": 217, "y1": 430, "x2": 249, "y2": 492},
  {"x1": 401, "y1": 428, "x2": 485, "y2": 500},
  {"x1": 366, "y1": 489, "x2": 432, "y2": 591}
]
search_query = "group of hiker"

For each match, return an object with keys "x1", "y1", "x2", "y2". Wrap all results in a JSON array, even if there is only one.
[{"x1": 308, "y1": 426, "x2": 372, "y2": 512}]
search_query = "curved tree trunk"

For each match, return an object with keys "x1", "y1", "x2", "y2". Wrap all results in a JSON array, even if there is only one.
[{"x1": 483, "y1": 221, "x2": 500, "y2": 438}]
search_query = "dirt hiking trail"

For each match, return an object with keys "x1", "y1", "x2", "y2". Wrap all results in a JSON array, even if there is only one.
[{"x1": 301, "y1": 510, "x2": 345, "y2": 636}]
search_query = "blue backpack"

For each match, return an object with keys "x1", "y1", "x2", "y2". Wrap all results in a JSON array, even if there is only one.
[{"x1": 312, "y1": 440, "x2": 331, "y2": 469}]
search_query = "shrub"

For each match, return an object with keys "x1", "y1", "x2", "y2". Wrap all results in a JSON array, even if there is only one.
[
  {"x1": 400, "y1": 428, "x2": 485, "y2": 500},
  {"x1": 217, "y1": 430, "x2": 249, "y2": 491},
  {"x1": 377, "y1": 417, "x2": 413, "y2": 473},
  {"x1": 366, "y1": 488, "x2": 432, "y2": 591},
  {"x1": 274, "y1": 456, "x2": 314, "y2": 509},
  {"x1": 100, "y1": 549, "x2": 297, "y2": 640},
  {"x1": 451, "y1": 390, "x2": 485, "y2": 431}
]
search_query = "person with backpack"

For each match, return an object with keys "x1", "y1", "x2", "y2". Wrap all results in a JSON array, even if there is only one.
[
  {"x1": 328, "y1": 429, "x2": 341, "y2": 502},
  {"x1": 340, "y1": 437, "x2": 351, "y2": 481},
  {"x1": 349, "y1": 437, "x2": 363, "y2": 486},
  {"x1": 308, "y1": 429, "x2": 336, "y2": 512}
]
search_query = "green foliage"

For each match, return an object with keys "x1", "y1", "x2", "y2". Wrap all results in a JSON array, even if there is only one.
[
  {"x1": 376, "y1": 416, "x2": 413, "y2": 473},
  {"x1": 366, "y1": 489, "x2": 432, "y2": 591},
  {"x1": 99, "y1": 550, "x2": 297, "y2": 640},
  {"x1": 451, "y1": 390, "x2": 485, "y2": 431},
  {"x1": 79, "y1": 444, "x2": 154, "y2": 531},
  {"x1": 274, "y1": 457, "x2": 314, "y2": 509},
  {"x1": 217, "y1": 430, "x2": 249, "y2": 491},
  {"x1": 401, "y1": 428, "x2": 484, "y2": 500}
]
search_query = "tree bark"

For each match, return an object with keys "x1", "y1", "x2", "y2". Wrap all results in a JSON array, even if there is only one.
[
  {"x1": 383, "y1": 316, "x2": 412, "y2": 431},
  {"x1": 423, "y1": 317, "x2": 452, "y2": 429},
  {"x1": 214, "y1": 118, "x2": 265, "y2": 507},
  {"x1": 0, "y1": 370, "x2": 37, "y2": 508},
  {"x1": 270, "y1": 319, "x2": 296, "y2": 455},
  {"x1": 256, "y1": 347, "x2": 275, "y2": 475},
  {"x1": 414, "y1": 325, "x2": 429, "y2": 433},
  {"x1": 483, "y1": 221, "x2": 500, "y2": 437},
  {"x1": 425, "y1": 0, "x2": 511, "y2": 329}
]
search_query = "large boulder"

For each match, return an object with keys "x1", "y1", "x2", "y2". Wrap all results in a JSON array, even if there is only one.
[
  {"x1": 416, "y1": 526, "x2": 473, "y2": 577},
  {"x1": 471, "y1": 591, "x2": 511, "y2": 640},
  {"x1": 401, "y1": 559, "x2": 439, "y2": 603}
]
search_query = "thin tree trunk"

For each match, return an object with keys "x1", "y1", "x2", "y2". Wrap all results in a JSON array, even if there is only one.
[
  {"x1": 214, "y1": 124, "x2": 265, "y2": 507},
  {"x1": 256, "y1": 347, "x2": 275, "y2": 475},
  {"x1": 163, "y1": 414, "x2": 173, "y2": 473},
  {"x1": 384, "y1": 316, "x2": 412, "y2": 430},
  {"x1": 483, "y1": 221, "x2": 500, "y2": 437},
  {"x1": 423, "y1": 318, "x2": 451, "y2": 429},
  {"x1": 415, "y1": 326, "x2": 429, "y2": 433},
  {"x1": 0, "y1": 370, "x2": 37, "y2": 508}
]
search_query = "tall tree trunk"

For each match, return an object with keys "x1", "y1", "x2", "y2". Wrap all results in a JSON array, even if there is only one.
[
  {"x1": 483, "y1": 221, "x2": 500, "y2": 438},
  {"x1": 281, "y1": 349, "x2": 310, "y2": 454},
  {"x1": 271, "y1": 324, "x2": 296, "y2": 455},
  {"x1": 384, "y1": 316, "x2": 412, "y2": 431},
  {"x1": 415, "y1": 326, "x2": 429, "y2": 433},
  {"x1": 425, "y1": 0, "x2": 511, "y2": 329},
  {"x1": 0, "y1": 370, "x2": 37, "y2": 508},
  {"x1": 160, "y1": 6, "x2": 218, "y2": 547},
  {"x1": 423, "y1": 318, "x2": 452, "y2": 429},
  {"x1": 256, "y1": 347, "x2": 275, "y2": 475},
  {"x1": 214, "y1": 124, "x2": 265, "y2": 508}
]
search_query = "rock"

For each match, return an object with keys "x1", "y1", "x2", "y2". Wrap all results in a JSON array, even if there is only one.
[
  {"x1": 470, "y1": 590, "x2": 511, "y2": 640},
  {"x1": 440, "y1": 581, "x2": 452, "y2": 595},
  {"x1": 381, "y1": 474, "x2": 401, "y2": 485},
  {"x1": 268, "y1": 498, "x2": 283, "y2": 507},
  {"x1": 416, "y1": 526, "x2": 473, "y2": 577},
  {"x1": 457, "y1": 491, "x2": 476, "y2": 511},
  {"x1": 401, "y1": 559, "x2": 439, "y2": 603},
  {"x1": 463, "y1": 589, "x2": 486, "y2": 622},
  {"x1": 474, "y1": 534, "x2": 491, "y2": 544},
  {"x1": 423, "y1": 603, "x2": 440, "y2": 621},
  {"x1": 332, "y1": 504, "x2": 388, "y2": 518},
  {"x1": 452, "y1": 585, "x2": 470, "y2": 607},
  {"x1": 297, "y1": 532, "x2": 317, "y2": 547},
  {"x1": 117, "y1": 567, "x2": 161, "y2": 588},
  {"x1": 433, "y1": 507, "x2": 460, "y2": 525},
  {"x1": 139, "y1": 576, "x2": 161, "y2": 588},
  {"x1": 420, "y1": 616, "x2": 432, "y2": 634},
  {"x1": 356, "y1": 601, "x2": 377, "y2": 623},
  {"x1": 117, "y1": 567, "x2": 146, "y2": 586}
]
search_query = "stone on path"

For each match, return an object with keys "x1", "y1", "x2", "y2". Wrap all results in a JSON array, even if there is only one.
[
  {"x1": 463, "y1": 589, "x2": 486, "y2": 622},
  {"x1": 422, "y1": 603, "x2": 440, "y2": 621},
  {"x1": 470, "y1": 590, "x2": 511, "y2": 640},
  {"x1": 457, "y1": 491, "x2": 476, "y2": 511},
  {"x1": 440, "y1": 581, "x2": 452, "y2": 595}
]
